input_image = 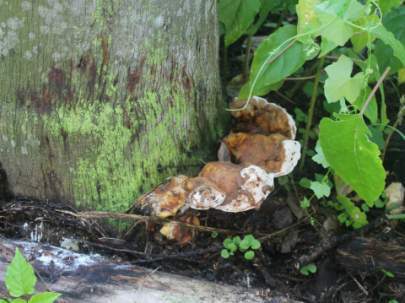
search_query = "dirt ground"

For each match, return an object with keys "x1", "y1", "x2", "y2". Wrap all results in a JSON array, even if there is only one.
[{"x1": 1, "y1": 191, "x2": 404, "y2": 303}]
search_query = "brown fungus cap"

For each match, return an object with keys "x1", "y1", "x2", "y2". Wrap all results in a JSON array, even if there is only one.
[
  {"x1": 223, "y1": 132, "x2": 301, "y2": 177},
  {"x1": 198, "y1": 162, "x2": 274, "y2": 212},
  {"x1": 185, "y1": 177, "x2": 226, "y2": 210},
  {"x1": 137, "y1": 175, "x2": 189, "y2": 218},
  {"x1": 230, "y1": 96, "x2": 297, "y2": 139},
  {"x1": 160, "y1": 214, "x2": 200, "y2": 245}
]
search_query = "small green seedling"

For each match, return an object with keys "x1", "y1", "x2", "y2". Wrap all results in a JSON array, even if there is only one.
[
  {"x1": 388, "y1": 299, "x2": 399, "y2": 303},
  {"x1": 1, "y1": 248, "x2": 61, "y2": 303},
  {"x1": 300, "y1": 263, "x2": 317, "y2": 276},
  {"x1": 300, "y1": 197, "x2": 310, "y2": 209},
  {"x1": 221, "y1": 234, "x2": 261, "y2": 261},
  {"x1": 381, "y1": 269, "x2": 395, "y2": 278}
]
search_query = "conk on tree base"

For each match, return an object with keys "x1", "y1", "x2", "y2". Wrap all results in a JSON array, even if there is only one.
[{"x1": 133, "y1": 97, "x2": 301, "y2": 243}]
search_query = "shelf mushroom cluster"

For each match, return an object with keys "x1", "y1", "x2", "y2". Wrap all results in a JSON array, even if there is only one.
[{"x1": 133, "y1": 97, "x2": 301, "y2": 243}]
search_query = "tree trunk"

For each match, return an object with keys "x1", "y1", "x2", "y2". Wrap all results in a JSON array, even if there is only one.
[{"x1": 0, "y1": 0, "x2": 226, "y2": 211}]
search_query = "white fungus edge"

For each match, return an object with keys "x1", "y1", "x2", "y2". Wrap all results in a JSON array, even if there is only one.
[{"x1": 274, "y1": 140, "x2": 301, "y2": 177}]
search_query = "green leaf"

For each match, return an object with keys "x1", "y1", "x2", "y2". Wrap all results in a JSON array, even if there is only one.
[
  {"x1": 337, "y1": 212, "x2": 348, "y2": 224},
  {"x1": 239, "y1": 239, "x2": 250, "y2": 251},
  {"x1": 374, "y1": 198, "x2": 385, "y2": 208},
  {"x1": 299, "y1": 177, "x2": 311, "y2": 189},
  {"x1": 224, "y1": 238, "x2": 237, "y2": 252},
  {"x1": 300, "y1": 197, "x2": 311, "y2": 209},
  {"x1": 300, "y1": 263, "x2": 317, "y2": 275},
  {"x1": 0, "y1": 300, "x2": 8, "y2": 303},
  {"x1": 376, "y1": 0, "x2": 403, "y2": 14},
  {"x1": 312, "y1": 141, "x2": 329, "y2": 168},
  {"x1": 244, "y1": 250, "x2": 255, "y2": 261},
  {"x1": 319, "y1": 115, "x2": 385, "y2": 204},
  {"x1": 324, "y1": 55, "x2": 365, "y2": 103},
  {"x1": 239, "y1": 81, "x2": 283, "y2": 99},
  {"x1": 246, "y1": 0, "x2": 274, "y2": 36},
  {"x1": 221, "y1": 249, "x2": 230, "y2": 259},
  {"x1": 351, "y1": 15, "x2": 379, "y2": 53},
  {"x1": 5, "y1": 249, "x2": 37, "y2": 297},
  {"x1": 228, "y1": 243, "x2": 238, "y2": 253},
  {"x1": 381, "y1": 269, "x2": 395, "y2": 278},
  {"x1": 28, "y1": 292, "x2": 61, "y2": 303},
  {"x1": 243, "y1": 234, "x2": 255, "y2": 243},
  {"x1": 353, "y1": 87, "x2": 378, "y2": 124},
  {"x1": 319, "y1": 37, "x2": 338, "y2": 57},
  {"x1": 250, "y1": 239, "x2": 261, "y2": 250},
  {"x1": 399, "y1": 68, "x2": 405, "y2": 84},
  {"x1": 10, "y1": 299, "x2": 26, "y2": 303},
  {"x1": 310, "y1": 181, "x2": 331, "y2": 199},
  {"x1": 218, "y1": 0, "x2": 261, "y2": 47},
  {"x1": 337, "y1": 195, "x2": 368, "y2": 228},
  {"x1": 315, "y1": 0, "x2": 364, "y2": 46},
  {"x1": 232, "y1": 236, "x2": 241, "y2": 245},
  {"x1": 223, "y1": 238, "x2": 233, "y2": 248},
  {"x1": 296, "y1": 0, "x2": 320, "y2": 43},
  {"x1": 240, "y1": 24, "x2": 306, "y2": 98},
  {"x1": 373, "y1": 7, "x2": 405, "y2": 72},
  {"x1": 294, "y1": 107, "x2": 308, "y2": 123}
]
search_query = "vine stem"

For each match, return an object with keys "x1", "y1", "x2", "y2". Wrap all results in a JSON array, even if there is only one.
[
  {"x1": 382, "y1": 107, "x2": 403, "y2": 161},
  {"x1": 285, "y1": 75, "x2": 316, "y2": 81},
  {"x1": 227, "y1": 38, "x2": 297, "y2": 112},
  {"x1": 243, "y1": 35, "x2": 253, "y2": 81},
  {"x1": 360, "y1": 66, "x2": 390, "y2": 116},
  {"x1": 299, "y1": 56, "x2": 325, "y2": 171}
]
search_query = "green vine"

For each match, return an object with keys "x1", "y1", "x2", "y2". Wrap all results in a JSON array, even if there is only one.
[{"x1": 218, "y1": 0, "x2": 405, "y2": 229}]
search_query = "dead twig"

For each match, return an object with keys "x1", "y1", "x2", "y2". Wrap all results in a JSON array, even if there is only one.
[
  {"x1": 67, "y1": 210, "x2": 303, "y2": 240},
  {"x1": 132, "y1": 245, "x2": 221, "y2": 265},
  {"x1": 64, "y1": 210, "x2": 237, "y2": 235},
  {"x1": 350, "y1": 274, "x2": 369, "y2": 296},
  {"x1": 360, "y1": 67, "x2": 390, "y2": 116},
  {"x1": 83, "y1": 240, "x2": 147, "y2": 256}
]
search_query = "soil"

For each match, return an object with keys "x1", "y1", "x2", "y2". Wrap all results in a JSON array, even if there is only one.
[{"x1": 1, "y1": 190, "x2": 404, "y2": 303}]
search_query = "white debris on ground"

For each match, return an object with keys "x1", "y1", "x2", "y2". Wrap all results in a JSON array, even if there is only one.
[{"x1": 14, "y1": 240, "x2": 104, "y2": 272}]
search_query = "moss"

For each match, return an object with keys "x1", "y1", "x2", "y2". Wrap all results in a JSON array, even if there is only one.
[{"x1": 40, "y1": 86, "x2": 203, "y2": 211}]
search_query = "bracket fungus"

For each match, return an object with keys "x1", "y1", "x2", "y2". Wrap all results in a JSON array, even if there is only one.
[
  {"x1": 223, "y1": 133, "x2": 301, "y2": 177},
  {"x1": 230, "y1": 96, "x2": 297, "y2": 139},
  {"x1": 198, "y1": 162, "x2": 274, "y2": 212},
  {"x1": 160, "y1": 214, "x2": 200, "y2": 245},
  {"x1": 137, "y1": 175, "x2": 189, "y2": 218},
  {"x1": 133, "y1": 96, "x2": 301, "y2": 242}
]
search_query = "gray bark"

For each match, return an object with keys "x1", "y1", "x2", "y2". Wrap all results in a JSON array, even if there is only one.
[
  {"x1": 0, "y1": 238, "x2": 301, "y2": 303},
  {"x1": 0, "y1": 0, "x2": 227, "y2": 211}
]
